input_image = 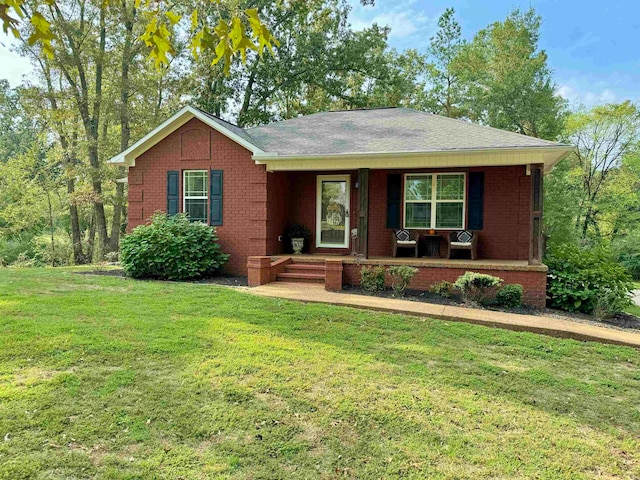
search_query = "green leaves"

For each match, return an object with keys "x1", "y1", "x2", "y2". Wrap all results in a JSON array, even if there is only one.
[
  {"x1": 546, "y1": 244, "x2": 634, "y2": 315},
  {"x1": 120, "y1": 213, "x2": 229, "y2": 281},
  {"x1": 3, "y1": 1, "x2": 277, "y2": 75},
  {"x1": 188, "y1": 8, "x2": 278, "y2": 75},
  {"x1": 0, "y1": 0, "x2": 25, "y2": 39},
  {"x1": 28, "y1": 11, "x2": 54, "y2": 59}
]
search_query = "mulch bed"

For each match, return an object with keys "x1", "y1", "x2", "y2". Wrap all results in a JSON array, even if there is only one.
[
  {"x1": 76, "y1": 269, "x2": 248, "y2": 286},
  {"x1": 341, "y1": 285, "x2": 640, "y2": 332}
]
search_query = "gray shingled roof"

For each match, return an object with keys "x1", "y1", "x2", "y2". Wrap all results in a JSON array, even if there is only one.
[
  {"x1": 243, "y1": 107, "x2": 565, "y2": 156},
  {"x1": 195, "y1": 107, "x2": 258, "y2": 146}
]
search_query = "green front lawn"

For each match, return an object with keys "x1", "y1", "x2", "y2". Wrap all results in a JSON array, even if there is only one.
[{"x1": 1, "y1": 268, "x2": 639, "y2": 479}]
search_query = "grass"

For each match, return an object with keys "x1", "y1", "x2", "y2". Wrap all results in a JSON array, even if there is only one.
[
  {"x1": 626, "y1": 283, "x2": 640, "y2": 317},
  {"x1": 0, "y1": 268, "x2": 639, "y2": 479}
]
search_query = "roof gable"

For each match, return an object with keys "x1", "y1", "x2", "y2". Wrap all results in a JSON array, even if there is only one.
[{"x1": 108, "y1": 106, "x2": 263, "y2": 166}]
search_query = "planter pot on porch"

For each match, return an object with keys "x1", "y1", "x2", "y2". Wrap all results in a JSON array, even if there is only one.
[{"x1": 291, "y1": 237, "x2": 305, "y2": 254}]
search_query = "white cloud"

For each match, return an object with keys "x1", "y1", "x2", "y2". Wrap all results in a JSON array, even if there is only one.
[
  {"x1": 0, "y1": 32, "x2": 33, "y2": 87},
  {"x1": 348, "y1": 0, "x2": 435, "y2": 48},
  {"x1": 558, "y1": 82, "x2": 619, "y2": 107}
]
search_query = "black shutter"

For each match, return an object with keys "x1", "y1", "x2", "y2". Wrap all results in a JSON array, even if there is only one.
[
  {"x1": 467, "y1": 172, "x2": 484, "y2": 230},
  {"x1": 167, "y1": 170, "x2": 179, "y2": 215},
  {"x1": 210, "y1": 170, "x2": 223, "y2": 226},
  {"x1": 386, "y1": 174, "x2": 402, "y2": 229}
]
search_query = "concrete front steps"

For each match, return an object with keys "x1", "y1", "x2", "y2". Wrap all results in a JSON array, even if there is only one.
[{"x1": 276, "y1": 261, "x2": 326, "y2": 284}]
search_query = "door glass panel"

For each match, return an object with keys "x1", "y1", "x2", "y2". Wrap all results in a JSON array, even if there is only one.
[{"x1": 320, "y1": 180, "x2": 347, "y2": 245}]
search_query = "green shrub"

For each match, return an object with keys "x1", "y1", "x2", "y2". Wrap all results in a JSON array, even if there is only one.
[
  {"x1": 494, "y1": 284, "x2": 523, "y2": 308},
  {"x1": 387, "y1": 265, "x2": 418, "y2": 297},
  {"x1": 454, "y1": 271, "x2": 503, "y2": 305},
  {"x1": 620, "y1": 253, "x2": 640, "y2": 280},
  {"x1": 431, "y1": 280, "x2": 454, "y2": 298},
  {"x1": 120, "y1": 213, "x2": 229, "y2": 280},
  {"x1": 33, "y1": 232, "x2": 73, "y2": 267},
  {"x1": 360, "y1": 265, "x2": 385, "y2": 293},
  {"x1": 546, "y1": 244, "x2": 633, "y2": 314},
  {"x1": 0, "y1": 233, "x2": 38, "y2": 266}
]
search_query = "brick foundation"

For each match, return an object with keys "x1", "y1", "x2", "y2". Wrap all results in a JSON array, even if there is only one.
[
  {"x1": 325, "y1": 259, "x2": 344, "y2": 292},
  {"x1": 343, "y1": 262, "x2": 547, "y2": 308}
]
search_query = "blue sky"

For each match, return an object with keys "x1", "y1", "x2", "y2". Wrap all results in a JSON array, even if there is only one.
[
  {"x1": 1, "y1": 0, "x2": 638, "y2": 108},
  {"x1": 348, "y1": 0, "x2": 640, "y2": 107}
]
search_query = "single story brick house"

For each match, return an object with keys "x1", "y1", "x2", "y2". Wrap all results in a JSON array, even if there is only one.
[{"x1": 108, "y1": 106, "x2": 573, "y2": 307}]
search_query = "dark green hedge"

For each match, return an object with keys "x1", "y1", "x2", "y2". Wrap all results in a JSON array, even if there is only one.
[{"x1": 120, "y1": 213, "x2": 229, "y2": 280}]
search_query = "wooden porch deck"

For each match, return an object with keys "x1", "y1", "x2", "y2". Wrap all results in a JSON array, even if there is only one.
[{"x1": 273, "y1": 254, "x2": 547, "y2": 272}]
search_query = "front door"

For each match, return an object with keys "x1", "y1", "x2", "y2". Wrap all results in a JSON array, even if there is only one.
[{"x1": 316, "y1": 175, "x2": 350, "y2": 248}]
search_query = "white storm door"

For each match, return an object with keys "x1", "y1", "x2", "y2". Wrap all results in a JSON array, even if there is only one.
[{"x1": 316, "y1": 175, "x2": 350, "y2": 248}]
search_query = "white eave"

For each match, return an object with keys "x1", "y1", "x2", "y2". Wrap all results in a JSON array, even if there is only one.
[
  {"x1": 107, "y1": 105, "x2": 265, "y2": 167},
  {"x1": 252, "y1": 145, "x2": 575, "y2": 173}
]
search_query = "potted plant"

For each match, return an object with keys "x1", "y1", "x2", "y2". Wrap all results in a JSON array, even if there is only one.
[{"x1": 285, "y1": 224, "x2": 311, "y2": 254}]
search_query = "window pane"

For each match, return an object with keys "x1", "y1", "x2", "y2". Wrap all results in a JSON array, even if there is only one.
[
  {"x1": 185, "y1": 199, "x2": 208, "y2": 223},
  {"x1": 436, "y1": 202, "x2": 463, "y2": 229},
  {"x1": 184, "y1": 171, "x2": 208, "y2": 196},
  {"x1": 405, "y1": 203, "x2": 431, "y2": 228},
  {"x1": 436, "y1": 174, "x2": 464, "y2": 200},
  {"x1": 405, "y1": 175, "x2": 432, "y2": 201}
]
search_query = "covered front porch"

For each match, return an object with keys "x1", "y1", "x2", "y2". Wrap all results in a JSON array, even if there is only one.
[
  {"x1": 254, "y1": 157, "x2": 549, "y2": 307},
  {"x1": 264, "y1": 163, "x2": 545, "y2": 264}
]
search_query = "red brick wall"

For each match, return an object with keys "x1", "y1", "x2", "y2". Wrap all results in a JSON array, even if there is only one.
[
  {"x1": 343, "y1": 263, "x2": 547, "y2": 307},
  {"x1": 367, "y1": 166, "x2": 531, "y2": 260},
  {"x1": 266, "y1": 172, "x2": 289, "y2": 255},
  {"x1": 127, "y1": 118, "x2": 271, "y2": 275}
]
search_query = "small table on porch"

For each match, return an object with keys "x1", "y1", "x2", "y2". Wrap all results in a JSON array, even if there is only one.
[{"x1": 421, "y1": 234, "x2": 442, "y2": 258}]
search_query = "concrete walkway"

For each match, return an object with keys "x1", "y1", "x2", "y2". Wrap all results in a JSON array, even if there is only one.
[{"x1": 246, "y1": 282, "x2": 640, "y2": 349}]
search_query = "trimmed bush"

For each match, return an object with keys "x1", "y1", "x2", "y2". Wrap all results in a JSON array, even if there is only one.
[
  {"x1": 360, "y1": 265, "x2": 385, "y2": 293},
  {"x1": 546, "y1": 244, "x2": 633, "y2": 315},
  {"x1": 620, "y1": 252, "x2": 640, "y2": 280},
  {"x1": 120, "y1": 213, "x2": 229, "y2": 280},
  {"x1": 431, "y1": 280, "x2": 454, "y2": 298},
  {"x1": 454, "y1": 271, "x2": 503, "y2": 305},
  {"x1": 495, "y1": 284, "x2": 523, "y2": 308},
  {"x1": 387, "y1": 265, "x2": 418, "y2": 297}
]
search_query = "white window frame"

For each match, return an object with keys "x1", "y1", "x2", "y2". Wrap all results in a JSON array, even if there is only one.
[
  {"x1": 183, "y1": 170, "x2": 209, "y2": 223},
  {"x1": 403, "y1": 172, "x2": 466, "y2": 230}
]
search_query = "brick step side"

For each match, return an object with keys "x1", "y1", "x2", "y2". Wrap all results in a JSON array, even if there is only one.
[{"x1": 276, "y1": 272, "x2": 325, "y2": 283}]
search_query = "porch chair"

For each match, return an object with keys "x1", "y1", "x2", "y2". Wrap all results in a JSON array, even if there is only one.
[
  {"x1": 392, "y1": 229, "x2": 420, "y2": 258},
  {"x1": 447, "y1": 230, "x2": 479, "y2": 260}
]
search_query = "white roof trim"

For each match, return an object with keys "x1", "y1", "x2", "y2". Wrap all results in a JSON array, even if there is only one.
[
  {"x1": 107, "y1": 105, "x2": 264, "y2": 166},
  {"x1": 253, "y1": 146, "x2": 574, "y2": 173}
]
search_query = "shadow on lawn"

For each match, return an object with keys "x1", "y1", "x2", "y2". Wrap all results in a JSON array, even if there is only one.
[{"x1": 203, "y1": 289, "x2": 640, "y2": 438}]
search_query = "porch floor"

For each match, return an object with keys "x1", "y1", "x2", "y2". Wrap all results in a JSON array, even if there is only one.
[{"x1": 275, "y1": 254, "x2": 547, "y2": 272}]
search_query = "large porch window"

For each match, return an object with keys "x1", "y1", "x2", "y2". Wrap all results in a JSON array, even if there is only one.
[
  {"x1": 403, "y1": 173, "x2": 465, "y2": 229},
  {"x1": 183, "y1": 170, "x2": 208, "y2": 223}
]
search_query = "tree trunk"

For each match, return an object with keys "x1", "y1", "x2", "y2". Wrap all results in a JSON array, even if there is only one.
[
  {"x1": 46, "y1": 189, "x2": 56, "y2": 267},
  {"x1": 108, "y1": 0, "x2": 135, "y2": 253}
]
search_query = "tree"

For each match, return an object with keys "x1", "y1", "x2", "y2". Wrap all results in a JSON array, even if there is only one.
[
  {"x1": 191, "y1": 0, "x2": 422, "y2": 125},
  {"x1": 455, "y1": 8, "x2": 566, "y2": 140},
  {"x1": 565, "y1": 101, "x2": 640, "y2": 240},
  {"x1": 1, "y1": 0, "x2": 278, "y2": 73},
  {"x1": 424, "y1": 8, "x2": 466, "y2": 118},
  {"x1": 0, "y1": 80, "x2": 38, "y2": 162}
]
